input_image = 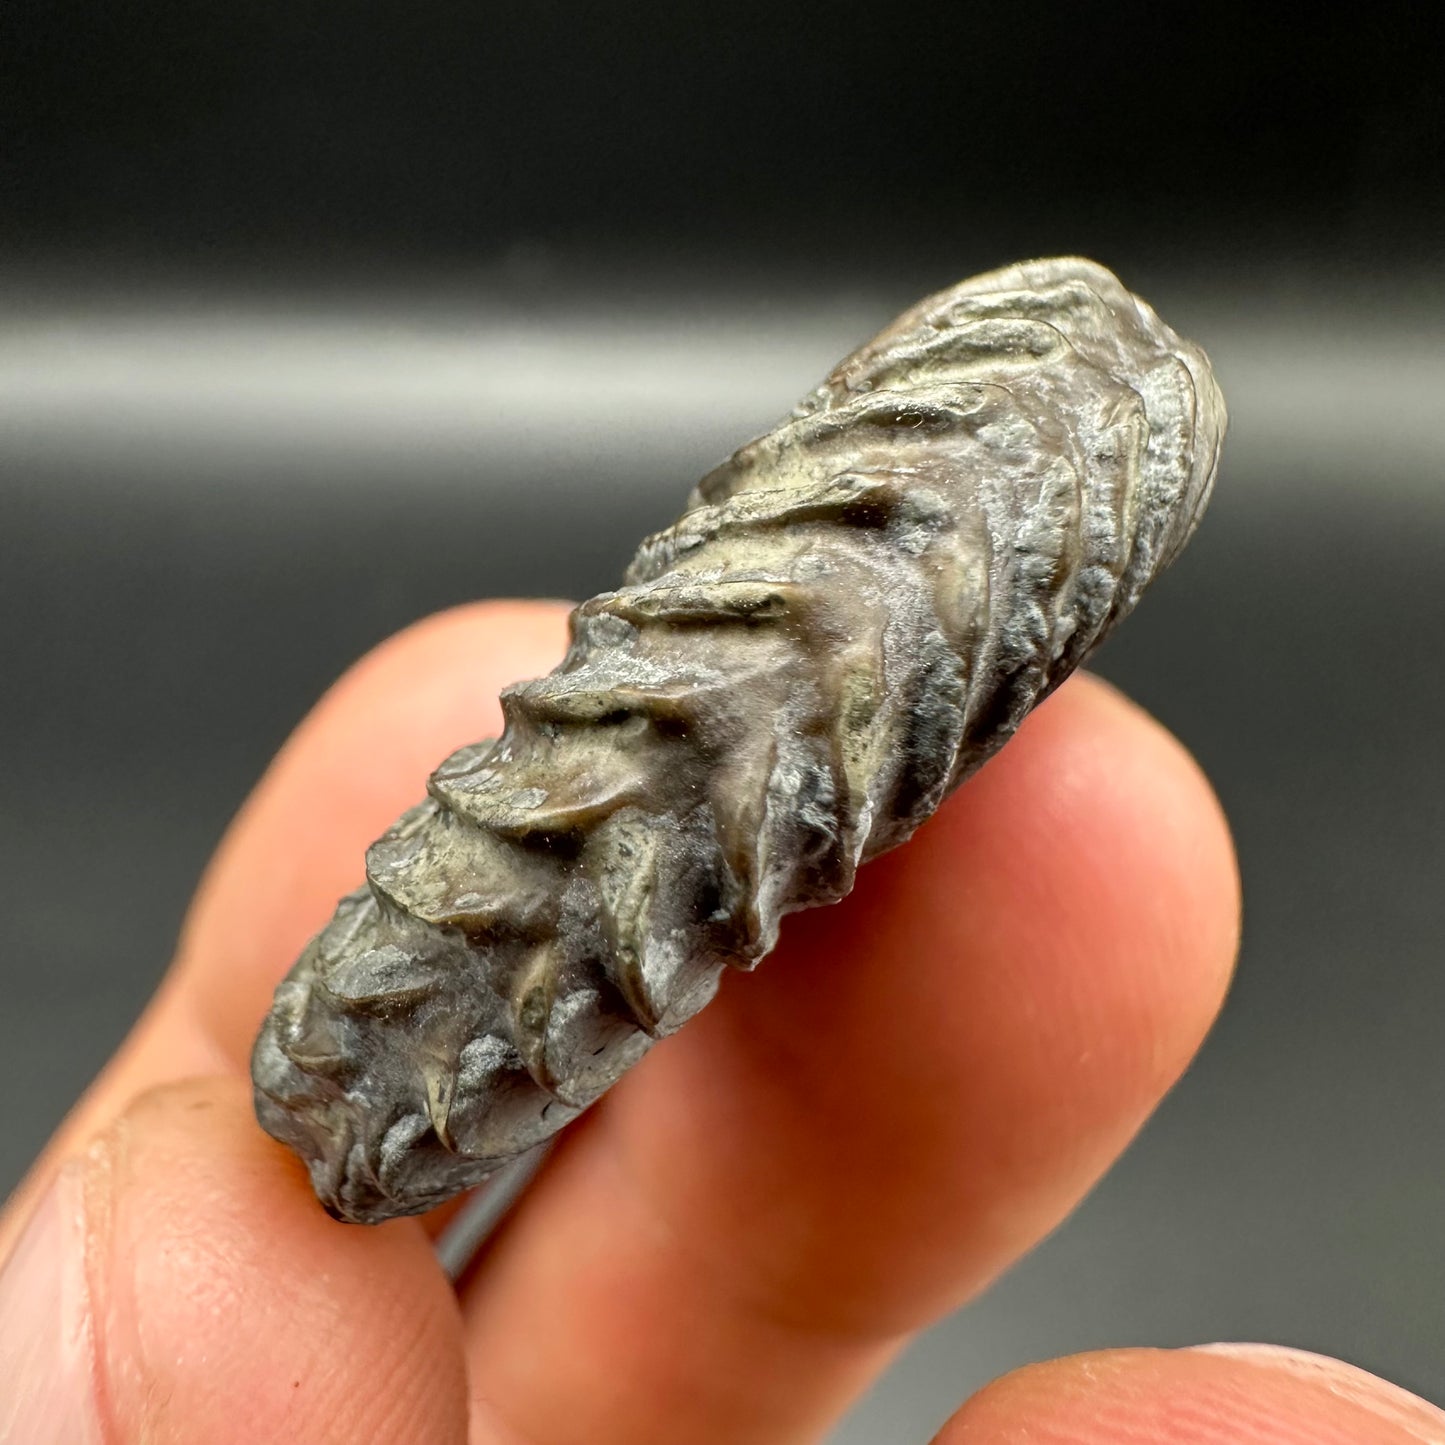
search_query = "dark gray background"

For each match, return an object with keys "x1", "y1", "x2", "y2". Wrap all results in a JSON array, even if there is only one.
[{"x1": 1, "y1": 2, "x2": 1442, "y2": 1438}]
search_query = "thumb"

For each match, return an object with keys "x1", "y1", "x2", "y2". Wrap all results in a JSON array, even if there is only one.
[
  {"x1": 0, "y1": 1077, "x2": 466, "y2": 1445},
  {"x1": 934, "y1": 1346, "x2": 1445, "y2": 1444}
]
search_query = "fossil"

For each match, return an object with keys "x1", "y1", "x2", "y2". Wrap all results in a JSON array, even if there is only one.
[{"x1": 252, "y1": 257, "x2": 1226, "y2": 1223}]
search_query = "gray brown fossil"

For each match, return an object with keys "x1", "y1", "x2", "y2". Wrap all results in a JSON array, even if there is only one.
[{"x1": 251, "y1": 257, "x2": 1226, "y2": 1223}]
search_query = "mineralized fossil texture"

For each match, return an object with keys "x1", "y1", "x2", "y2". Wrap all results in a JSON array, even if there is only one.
[{"x1": 253, "y1": 257, "x2": 1226, "y2": 1223}]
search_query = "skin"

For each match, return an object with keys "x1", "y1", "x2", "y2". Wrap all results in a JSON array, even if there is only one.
[{"x1": 2, "y1": 600, "x2": 1439, "y2": 1444}]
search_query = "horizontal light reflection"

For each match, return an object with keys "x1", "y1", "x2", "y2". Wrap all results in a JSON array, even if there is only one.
[{"x1": 1, "y1": 295, "x2": 1442, "y2": 493}]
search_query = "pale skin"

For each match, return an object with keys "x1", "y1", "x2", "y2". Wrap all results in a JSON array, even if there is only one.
[{"x1": 2, "y1": 600, "x2": 1440, "y2": 1443}]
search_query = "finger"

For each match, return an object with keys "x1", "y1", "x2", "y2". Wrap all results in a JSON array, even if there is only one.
[
  {"x1": 0, "y1": 1076, "x2": 467, "y2": 1445},
  {"x1": 458, "y1": 675, "x2": 1241, "y2": 1444},
  {"x1": 933, "y1": 1346, "x2": 1445, "y2": 1443},
  {"x1": 0, "y1": 601, "x2": 573, "y2": 1254}
]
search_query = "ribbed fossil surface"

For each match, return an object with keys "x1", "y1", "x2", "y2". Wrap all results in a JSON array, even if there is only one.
[{"x1": 252, "y1": 257, "x2": 1225, "y2": 1222}]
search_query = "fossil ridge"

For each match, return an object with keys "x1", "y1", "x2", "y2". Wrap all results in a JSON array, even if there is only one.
[{"x1": 252, "y1": 257, "x2": 1226, "y2": 1222}]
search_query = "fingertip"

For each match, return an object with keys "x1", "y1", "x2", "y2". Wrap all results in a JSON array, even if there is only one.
[
  {"x1": 219, "y1": 597, "x2": 574, "y2": 854},
  {"x1": 938, "y1": 1350, "x2": 1186, "y2": 1438},
  {"x1": 1011, "y1": 673, "x2": 1242, "y2": 1085},
  {"x1": 319, "y1": 600, "x2": 575, "y2": 733},
  {"x1": 1187, "y1": 1345, "x2": 1445, "y2": 1439},
  {"x1": 86, "y1": 1077, "x2": 468, "y2": 1445},
  {"x1": 898, "y1": 670, "x2": 1241, "y2": 1111},
  {"x1": 934, "y1": 1347, "x2": 1445, "y2": 1443},
  {"x1": 750, "y1": 668, "x2": 1241, "y2": 1185}
]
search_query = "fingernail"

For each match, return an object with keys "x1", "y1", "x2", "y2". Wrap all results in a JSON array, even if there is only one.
[
  {"x1": 0, "y1": 1166, "x2": 106, "y2": 1445},
  {"x1": 1190, "y1": 1344, "x2": 1445, "y2": 1442}
]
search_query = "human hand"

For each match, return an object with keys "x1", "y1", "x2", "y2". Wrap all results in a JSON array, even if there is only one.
[{"x1": 1, "y1": 601, "x2": 1436, "y2": 1444}]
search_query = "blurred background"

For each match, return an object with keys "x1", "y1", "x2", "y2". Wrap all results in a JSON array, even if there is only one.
[{"x1": 1, "y1": 1, "x2": 1441, "y2": 1435}]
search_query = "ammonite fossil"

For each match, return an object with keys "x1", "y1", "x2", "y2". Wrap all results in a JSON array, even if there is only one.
[{"x1": 252, "y1": 257, "x2": 1226, "y2": 1223}]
